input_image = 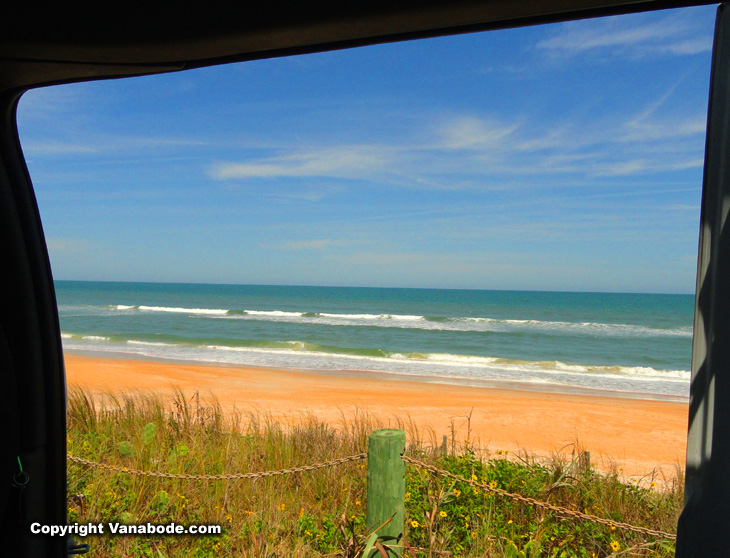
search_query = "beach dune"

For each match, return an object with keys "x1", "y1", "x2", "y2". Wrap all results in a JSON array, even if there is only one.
[{"x1": 64, "y1": 353, "x2": 689, "y2": 479}]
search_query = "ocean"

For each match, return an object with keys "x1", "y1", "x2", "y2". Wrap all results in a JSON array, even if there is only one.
[{"x1": 56, "y1": 281, "x2": 694, "y2": 399}]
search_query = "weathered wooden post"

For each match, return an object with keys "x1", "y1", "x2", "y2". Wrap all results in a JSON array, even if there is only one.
[
  {"x1": 366, "y1": 429, "x2": 405, "y2": 557},
  {"x1": 582, "y1": 451, "x2": 591, "y2": 471}
]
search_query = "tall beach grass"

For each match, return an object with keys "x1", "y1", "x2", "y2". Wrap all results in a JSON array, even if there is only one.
[{"x1": 66, "y1": 388, "x2": 683, "y2": 557}]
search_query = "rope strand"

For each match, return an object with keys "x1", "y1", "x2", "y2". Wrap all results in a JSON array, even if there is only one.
[
  {"x1": 401, "y1": 455, "x2": 676, "y2": 541},
  {"x1": 66, "y1": 452, "x2": 676, "y2": 540},
  {"x1": 67, "y1": 452, "x2": 366, "y2": 481}
]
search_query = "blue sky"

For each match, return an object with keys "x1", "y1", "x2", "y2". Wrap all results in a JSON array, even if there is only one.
[{"x1": 17, "y1": 5, "x2": 717, "y2": 293}]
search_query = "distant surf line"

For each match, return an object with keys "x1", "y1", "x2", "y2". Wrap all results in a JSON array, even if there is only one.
[{"x1": 102, "y1": 304, "x2": 693, "y2": 338}]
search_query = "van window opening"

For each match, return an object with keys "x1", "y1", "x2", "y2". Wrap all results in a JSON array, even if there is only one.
[{"x1": 16, "y1": 4, "x2": 716, "y2": 556}]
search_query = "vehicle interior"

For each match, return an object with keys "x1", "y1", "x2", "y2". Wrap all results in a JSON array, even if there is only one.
[{"x1": 0, "y1": 0, "x2": 726, "y2": 555}]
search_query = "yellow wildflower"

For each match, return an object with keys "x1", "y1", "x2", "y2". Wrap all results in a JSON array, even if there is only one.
[
  {"x1": 411, "y1": 520, "x2": 419, "y2": 528},
  {"x1": 610, "y1": 541, "x2": 620, "y2": 552},
  {"x1": 405, "y1": 492, "x2": 411, "y2": 501},
  {"x1": 439, "y1": 511, "x2": 447, "y2": 518},
  {"x1": 453, "y1": 489, "x2": 461, "y2": 497},
  {"x1": 471, "y1": 531, "x2": 477, "y2": 539},
  {"x1": 489, "y1": 480, "x2": 498, "y2": 489}
]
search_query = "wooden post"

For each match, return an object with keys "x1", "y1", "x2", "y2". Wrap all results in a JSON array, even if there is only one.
[
  {"x1": 366, "y1": 429, "x2": 405, "y2": 557},
  {"x1": 441, "y1": 435, "x2": 448, "y2": 455}
]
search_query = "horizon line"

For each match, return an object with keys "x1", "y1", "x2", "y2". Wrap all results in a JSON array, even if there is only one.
[{"x1": 52, "y1": 278, "x2": 696, "y2": 296}]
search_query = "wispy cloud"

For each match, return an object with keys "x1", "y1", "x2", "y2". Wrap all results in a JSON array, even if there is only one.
[
  {"x1": 46, "y1": 237, "x2": 94, "y2": 254},
  {"x1": 537, "y1": 12, "x2": 713, "y2": 58},
  {"x1": 22, "y1": 134, "x2": 211, "y2": 158},
  {"x1": 261, "y1": 185, "x2": 344, "y2": 203},
  {"x1": 207, "y1": 96, "x2": 706, "y2": 193},
  {"x1": 210, "y1": 145, "x2": 396, "y2": 180},
  {"x1": 668, "y1": 37, "x2": 715, "y2": 55},
  {"x1": 270, "y1": 238, "x2": 352, "y2": 251},
  {"x1": 622, "y1": 109, "x2": 706, "y2": 143},
  {"x1": 18, "y1": 86, "x2": 87, "y2": 121},
  {"x1": 437, "y1": 116, "x2": 520, "y2": 150},
  {"x1": 618, "y1": 80, "x2": 707, "y2": 142},
  {"x1": 22, "y1": 141, "x2": 98, "y2": 156}
]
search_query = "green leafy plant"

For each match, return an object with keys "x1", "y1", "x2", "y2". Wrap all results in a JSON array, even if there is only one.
[{"x1": 67, "y1": 388, "x2": 682, "y2": 558}]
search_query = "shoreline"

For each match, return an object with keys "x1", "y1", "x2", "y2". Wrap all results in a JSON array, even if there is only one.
[
  {"x1": 65, "y1": 348, "x2": 690, "y2": 403},
  {"x1": 64, "y1": 351, "x2": 690, "y2": 478}
]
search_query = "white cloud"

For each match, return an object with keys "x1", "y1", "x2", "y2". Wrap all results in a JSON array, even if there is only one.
[
  {"x1": 17, "y1": 85, "x2": 87, "y2": 122},
  {"x1": 437, "y1": 116, "x2": 520, "y2": 150},
  {"x1": 591, "y1": 159, "x2": 648, "y2": 177},
  {"x1": 207, "y1": 100, "x2": 705, "y2": 194},
  {"x1": 618, "y1": 83, "x2": 707, "y2": 143},
  {"x1": 623, "y1": 114, "x2": 706, "y2": 142},
  {"x1": 22, "y1": 141, "x2": 98, "y2": 156},
  {"x1": 22, "y1": 134, "x2": 210, "y2": 158},
  {"x1": 210, "y1": 145, "x2": 395, "y2": 180},
  {"x1": 271, "y1": 239, "x2": 350, "y2": 251},
  {"x1": 537, "y1": 12, "x2": 712, "y2": 58},
  {"x1": 668, "y1": 37, "x2": 714, "y2": 55},
  {"x1": 46, "y1": 237, "x2": 94, "y2": 254}
]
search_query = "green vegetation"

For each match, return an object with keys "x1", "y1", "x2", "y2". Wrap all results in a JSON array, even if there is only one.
[{"x1": 66, "y1": 389, "x2": 683, "y2": 557}]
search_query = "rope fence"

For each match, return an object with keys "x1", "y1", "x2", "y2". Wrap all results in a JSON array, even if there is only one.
[
  {"x1": 67, "y1": 452, "x2": 366, "y2": 481},
  {"x1": 401, "y1": 455, "x2": 677, "y2": 542},
  {"x1": 67, "y1": 432, "x2": 677, "y2": 544}
]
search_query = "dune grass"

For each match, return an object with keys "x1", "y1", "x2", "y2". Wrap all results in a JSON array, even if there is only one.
[{"x1": 66, "y1": 388, "x2": 683, "y2": 557}]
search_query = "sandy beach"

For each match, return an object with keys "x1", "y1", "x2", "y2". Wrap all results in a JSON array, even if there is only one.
[{"x1": 65, "y1": 352, "x2": 689, "y2": 479}]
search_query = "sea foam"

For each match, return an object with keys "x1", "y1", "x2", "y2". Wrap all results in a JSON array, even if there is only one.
[{"x1": 108, "y1": 304, "x2": 692, "y2": 338}]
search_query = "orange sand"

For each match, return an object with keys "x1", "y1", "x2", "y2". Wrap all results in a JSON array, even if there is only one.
[{"x1": 64, "y1": 353, "x2": 688, "y2": 479}]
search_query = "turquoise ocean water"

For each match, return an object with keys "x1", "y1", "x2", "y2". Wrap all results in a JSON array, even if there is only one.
[{"x1": 56, "y1": 281, "x2": 693, "y2": 399}]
